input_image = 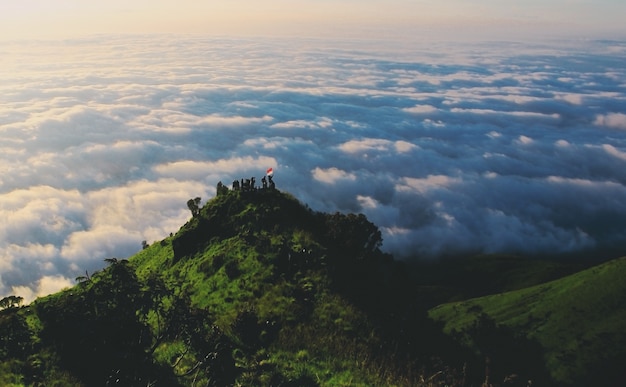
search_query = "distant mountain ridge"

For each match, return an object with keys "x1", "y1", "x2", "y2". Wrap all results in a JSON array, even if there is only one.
[{"x1": 1, "y1": 188, "x2": 624, "y2": 386}]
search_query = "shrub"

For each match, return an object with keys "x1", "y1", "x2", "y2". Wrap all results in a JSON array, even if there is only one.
[{"x1": 225, "y1": 260, "x2": 241, "y2": 280}]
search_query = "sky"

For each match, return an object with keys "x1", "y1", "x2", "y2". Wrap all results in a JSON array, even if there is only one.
[
  {"x1": 1, "y1": 2, "x2": 626, "y2": 302},
  {"x1": 1, "y1": 0, "x2": 626, "y2": 40}
]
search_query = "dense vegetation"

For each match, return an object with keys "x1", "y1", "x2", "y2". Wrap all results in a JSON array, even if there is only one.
[{"x1": 1, "y1": 188, "x2": 624, "y2": 386}]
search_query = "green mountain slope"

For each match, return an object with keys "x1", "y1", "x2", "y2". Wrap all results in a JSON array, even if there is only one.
[
  {"x1": 2, "y1": 188, "x2": 624, "y2": 386},
  {"x1": 1, "y1": 189, "x2": 440, "y2": 386},
  {"x1": 428, "y1": 257, "x2": 626, "y2": 386}
]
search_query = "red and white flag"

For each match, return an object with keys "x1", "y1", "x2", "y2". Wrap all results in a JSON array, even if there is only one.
[{"x1": 266, "y1": 167, "x2": 274, "y2": 176}]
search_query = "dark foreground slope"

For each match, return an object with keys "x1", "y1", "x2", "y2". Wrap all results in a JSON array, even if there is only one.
[
  {"x1": 1, "y1": 188, "x2": 624, "y2": 386},
  {"x1": 429, "y1": 257, "x2": 626, "y2": 386}
]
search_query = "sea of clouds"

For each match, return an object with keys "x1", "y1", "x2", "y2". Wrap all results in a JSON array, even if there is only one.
[{"x1": 1, "y1": 35, "x2": 625, "y2": 301}]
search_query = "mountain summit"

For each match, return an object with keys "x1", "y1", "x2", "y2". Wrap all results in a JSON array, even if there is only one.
[{"x1": 1, "y1": 189, "x2": 413, "y2": 386}]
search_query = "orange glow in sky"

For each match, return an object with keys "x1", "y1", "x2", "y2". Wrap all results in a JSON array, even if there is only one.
[{"x1": 1, "y1": 0, "x2": 625, "y2": 40}]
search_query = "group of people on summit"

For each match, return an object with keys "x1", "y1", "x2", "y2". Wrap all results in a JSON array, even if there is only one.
[{"x1": 231, "y1": 169, "x2": 275, "y2": 192}]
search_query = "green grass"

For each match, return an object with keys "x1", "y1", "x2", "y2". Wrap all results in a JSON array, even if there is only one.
[{"x1": 429, "y1": 257, "x2": 626, "y2": 385}]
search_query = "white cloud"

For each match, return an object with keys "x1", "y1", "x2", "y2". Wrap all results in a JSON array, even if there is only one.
[
  {"x1": 556, "y1": 93, "x2": 584, "y2": 105},
  {"x1": 395, "y1": 141, "x2": 417, "y2": 153},
  {"x1": 403, "y1": 104, "x2": 438, "y2": 114},
  {"x1": 0, "y1": 186, "x2": 86, "y2": 246},
  {"x1": 516, "y1": 135, "x2": 534, "y2": 145},
  {"x1": 311, "y1": 167, "x2": 357, "y2": 184},
  {"x1": 357, "y1": 195, "x2": 379, "y2": 209},
  {"x1": 339, "y1": 138, "x2": 417, "y2": 154},
  {"x1": 198, "y1": 114, "x2": 273, "y2": 127},
  {"x1": 395, "y1": 175, "x2": 461, "y2": 194},
  {"x1": 340, "y1": 138, "x2": 391, "y2": 153},
  {"x1": 451, "y1": 108, "x2": 559, "y2": 120},
  {"x1": 271, "y1": 117, "x2": 334, "y2": 130},
  {"x1": 11, "y1": 275, "x2": 73, "y2": 304},
  {"x1": 602, "y1": 144, "x2": 626, "y2": 161},
  {"x1": 2, "y1": 35, "x2": 626, "y2": 300},
  {"x1": 60, "y1": 225, "x2": 141, "y2": 263},
  {"x1": 546, "y1": 175, "x2": 624, "y2": 189},
  {"x1": 0, "y1": 243, "x2": 58, "y2": 272},
  {"x1": 595, "y1": 113, "x2": 626, "y2": 130},
  {"x1": 153, "y1": 156, "x2": 277, "y2": 180}
]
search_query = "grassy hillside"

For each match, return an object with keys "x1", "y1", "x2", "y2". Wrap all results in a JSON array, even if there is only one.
[
  {"x1": 1, "y1": 187, "x2": 623, "y2": 386},
  {"x1": 429, "y1": 257, "x2": 626, "y2": 385},
  {"x1": 1, "y1": 189, "x2": 448, "y2": 386}
]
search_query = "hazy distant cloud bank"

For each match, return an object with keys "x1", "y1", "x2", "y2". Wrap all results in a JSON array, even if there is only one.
[{"x1": 1, "y1": 36, "x2": 625, "y2": 301}]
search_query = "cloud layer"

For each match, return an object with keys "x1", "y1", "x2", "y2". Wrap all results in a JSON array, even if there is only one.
[{"x1": 1, "y1": 36, "x2": 626, "y2": 301}]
